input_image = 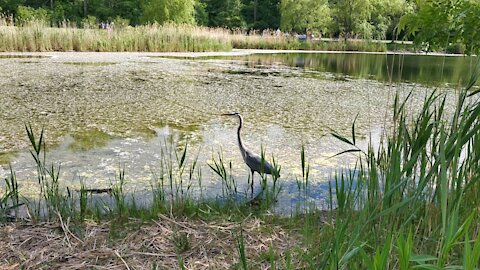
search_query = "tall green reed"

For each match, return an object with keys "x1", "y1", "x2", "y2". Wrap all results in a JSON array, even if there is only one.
[
  {"x1": 208, "y1": 151, "x2": 238, "y2": 199},
  {"x1": 257, "y1": 147, "x2": 282, "y2": 208},
  {"x1": 235, "y1": 226, "x2": 249, "y2": 270},
  {"x1": 1, "y1": 166, "x2": 20, "y2": 221},
  {"x1": 25, "y1": 124, "x2": 73, "y2": 220},
  {"x1": 315, "y1": 60, "x2": 480, "y2": 268}
]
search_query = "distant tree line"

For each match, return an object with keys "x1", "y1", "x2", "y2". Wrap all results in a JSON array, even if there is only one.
[{"x1": 0, "y1": 0, "x2": 478, "y2": 53}]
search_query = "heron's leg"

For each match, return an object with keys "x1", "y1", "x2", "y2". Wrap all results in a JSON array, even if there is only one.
[{"x1": 250, "y1": 170, "x2": 254, "y2": 197}]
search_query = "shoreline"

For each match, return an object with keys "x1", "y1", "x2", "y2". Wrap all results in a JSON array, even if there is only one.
[{"x1": 0, "y1": 49, "x2": 473, "y2": 59}]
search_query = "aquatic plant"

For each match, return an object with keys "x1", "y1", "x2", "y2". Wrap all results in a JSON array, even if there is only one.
[{"x1": 307, "y1": 61, "x2": 480, "y2": 268}]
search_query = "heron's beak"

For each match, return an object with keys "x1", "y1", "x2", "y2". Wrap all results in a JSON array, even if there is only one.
[{"x1": 221, "y1": 113, "x2": 235, "y2": 116}]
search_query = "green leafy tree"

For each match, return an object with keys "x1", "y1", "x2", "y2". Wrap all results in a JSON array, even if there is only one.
[
  {"x1": 332, "y1": 0, "x2": 372, "y2": 39},
  {"x1": 242, "y1": 0, "x2": 280, "y2": 30},
  {"x1": 204, "y1": 0, "x2": 245, "y2": 28},
  {"x1": 369, "y1": 0, "x2": 412, "y2": 39},
  {"x1": 398, "y1": 0, "x2": 479, "y2": 54},
  {"x1": 141, "y1": 0, "x2": 195, "y2": 24},
  {"x1": 280, "y1": 0, "x2": 331, "y2": 35},
  {"x1": 81, "y1": 14, "x2": 98, "y2": 28},
  {"x1": 0, "y1": 0, "x2": 26, "y2": 15},
  {"x1": 399, "y1": 0, "x2": 480, "y2": 53},
  {"x1": 458, "y1": 0, "x2": 480, "y2": 54},
  {"x1": 15, "y1": 5, "x2": 51, "y2": 25},
  {"x1": 398, "y1": 0, "x2": 455, "y2": 51},
  {"x1": 112, "y1": 0, "x2": 143, "y2": 25},
  {"x1": 194, "y1": 0, "x2": 209, "y2": 25}
]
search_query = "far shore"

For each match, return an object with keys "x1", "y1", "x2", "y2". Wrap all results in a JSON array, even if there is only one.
[{"x1": 0, "y1": 49, "x2": 473, "y2": 59}]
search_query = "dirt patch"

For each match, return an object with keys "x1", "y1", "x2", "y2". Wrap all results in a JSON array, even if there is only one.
[{"x1": 0, "y1": 215, "x2": 304, "y2": 269}]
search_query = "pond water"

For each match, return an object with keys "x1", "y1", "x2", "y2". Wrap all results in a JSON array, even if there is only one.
[
  {"x1": 0, "y1": 51, "x2": 475, "y2": 211},
  {"x1": 174, "y1": 52, "x2": 478, "y2": 86}
]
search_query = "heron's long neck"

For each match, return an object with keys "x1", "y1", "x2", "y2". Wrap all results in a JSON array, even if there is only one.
[{"x1": 237, "y1": 115, "x2": 247, "y2": 159}]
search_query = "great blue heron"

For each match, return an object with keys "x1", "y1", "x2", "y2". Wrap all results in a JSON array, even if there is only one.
[{"x1": 221, "y1": 112, "x2": 279, "y2": 195}]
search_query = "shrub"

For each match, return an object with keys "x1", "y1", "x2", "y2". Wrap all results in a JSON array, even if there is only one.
[
  {"x1": 15, "y1": 6, "x2": 51, "y2": 26},
  {"x1": 446, "y1": 43, "x2": 465, "y2": 54},
  {"x1": 81, "y1": 15, "x2": 98, "y2": 29},
  {"x1": 112, "y1": 16, "x2": 130, "y2": 29}
]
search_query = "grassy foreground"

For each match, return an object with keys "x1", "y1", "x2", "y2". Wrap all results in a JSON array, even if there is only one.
[{"x1": 1, "y1": 65, "x2": 480, "y2": 269}]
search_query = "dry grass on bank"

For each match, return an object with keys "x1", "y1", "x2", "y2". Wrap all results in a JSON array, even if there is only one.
[
  {"x1": 0, "y1": 215, "x2": 303, "y2": 269},
  {"x1": 0, "y1": 15, "x2": 388, "y2": 53},
  {"x1": 0, "y1": 21, "x2": 233, "y2": 52}
]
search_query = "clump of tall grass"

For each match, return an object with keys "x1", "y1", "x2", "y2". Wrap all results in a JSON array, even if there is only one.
[
  {"x1": 296, "y1": 61, "x2": 480, "y2": 268},
  {"x1": 1, "y1": 166, "x2": 21, "y2": 221},
  {"x1": 230, "y1": 29, "x2": 387, "y2": 52},
  {"x1": 24, "y1": 124, "x2": 79, "y2": 220},
  {"x1": 0, "y1": 14, "x2": 390, "y2": 53},
  {"x1": 230, "y1": 31, "x2": 301, "y2": 50},
  {"x1": 208, "y1": 146, "x2": 282, "y2": 210},
  {"x1": 0, "y1": 20, "x2": 232, "y2": 52},
  {"x1": 231, "y1": 35, "x2": 387, "y2": 52},
  {"x1": 208, "y1": 152, "x2": 239, "y2": 199},
  {"x1": 149, "y1": 139, "x2": 202, "y2": 216}
]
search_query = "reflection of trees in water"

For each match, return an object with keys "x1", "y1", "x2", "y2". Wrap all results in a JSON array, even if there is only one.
[
  {"x1": 235, "y1": 53, "x2": 477, "y2": 86},
  {"x1": 68, "y1": 129, "x2": 112, "y2": 152},
  {"x1": 157, "y1": 122, "x2": 203, "y2": 151},
  {"x1": 65, "y1": 123, "x2": 203, "y2": 154}
]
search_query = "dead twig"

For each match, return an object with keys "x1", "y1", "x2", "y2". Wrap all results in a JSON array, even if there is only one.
[{"x1": 114, "y1": 250, "x2": 130, "y2": 270}]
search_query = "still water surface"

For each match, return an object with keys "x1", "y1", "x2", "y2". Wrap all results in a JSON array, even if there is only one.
[
  {"x1": 184, "y1": 52, "x2": 478, "y2": 86},
  {"x1": 0, "y1": 51, "x2": 474, "y2": 210}
]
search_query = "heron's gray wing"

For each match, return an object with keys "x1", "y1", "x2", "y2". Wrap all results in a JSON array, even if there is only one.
[{"x1": 245, "y1": 150, "x2": 274, "y2": 175}]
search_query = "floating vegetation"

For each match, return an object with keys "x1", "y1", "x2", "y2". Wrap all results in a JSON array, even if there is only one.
[
  {"x1": 18, "y1": 61, "x2": 41, "y2": 64},
  {"x1": 63, "y1": 61, "x2": 117, "y2": 66},
  {"x1": 0, "y1": 152, "x2": 16, "y2": 165},
  {"x1": 223, "y1": 69, "x2": 284, "y2": 77},
  {"x1": 1, "y1": 75, "x2": 479, "y2": 268},
  {"x1": 0, "y1": 52, "x2": 462, "y2": 191},
  {"x1": 0, "y1": 54, "x2": 48, "y2": 59}
]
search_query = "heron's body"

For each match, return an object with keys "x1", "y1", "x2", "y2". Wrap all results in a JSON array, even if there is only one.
[
  {"x1": 223, "y1": 112, "x2": 278, "y2": 195},
  {"x1": 243, "y1": 150, "x2": 275, "y2": 175}
]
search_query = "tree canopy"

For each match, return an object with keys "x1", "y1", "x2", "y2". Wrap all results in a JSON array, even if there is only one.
[
  {"x1": 141, "y1": 0, "x2": 195, "y2": 24},
  {"x1": 280, "y1": 0, "x2": 331, "y2": 34},
  {"x1": 399, "y1": 0, "x2": 480, "y2": 54}
]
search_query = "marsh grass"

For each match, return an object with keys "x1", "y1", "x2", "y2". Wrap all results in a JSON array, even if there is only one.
[
  {"x1": 0, "y1": 166, "x2": 20, "y2": 221},
  {"x1": 232, "y1": 35, "x2": 387, "y2": 52},
  {"x1": 235, "y1": 227, "x2": 249, "y2": 270},
  {"x1": 0, "y1": 20, "x2": 232, "y2": 52},
  {"x1": 208, "y1": 152, "x2": 238, "y2": 199},
  {"x1": 303, "y1": 61, "x2": 480, "y2": 269},
  {"x1": 0, "y1": 16, "x2": 390, "y2": 53}
]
